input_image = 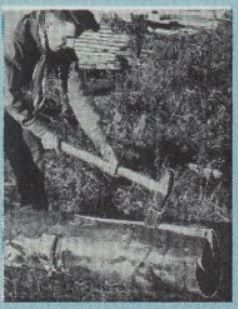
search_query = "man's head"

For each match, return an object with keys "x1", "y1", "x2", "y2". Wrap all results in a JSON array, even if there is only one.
[
  {"x1": 60, "y1": 10, "x2": 100, "y2": 35},
  {"x1": 40, "y1": 10, "x2": 100, "y2": 51}
]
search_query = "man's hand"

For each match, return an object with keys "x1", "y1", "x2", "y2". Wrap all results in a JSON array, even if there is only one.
[
  {"x1": 12, "y1": 97, "x2": 34, "y2": 123},
  {"x1": 41, "y1": 132, "x2": 59, "y2": 151},
  {"x1": 13, "y1": 100, "x2": 28, "y2": 113},
  {"x1": 100, "y1": 144, "x2": 118, "y2": 176}
]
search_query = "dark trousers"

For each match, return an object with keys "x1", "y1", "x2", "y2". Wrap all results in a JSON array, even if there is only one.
[{"x1": 4, "y1": 112, "x2": 47, "y2": 208}]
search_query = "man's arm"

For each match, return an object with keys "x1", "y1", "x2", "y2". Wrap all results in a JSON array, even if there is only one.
[
  {"x1": 67, "y1": 63, "x2": 118, "y2": 175},
  {"x1": 5, "y1": 16, "x2": 34, "y2": 113}
]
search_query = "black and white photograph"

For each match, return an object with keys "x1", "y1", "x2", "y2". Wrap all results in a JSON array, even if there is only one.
[{"x1": 3, "y1": 8, "x2": 232, "y2": 302}]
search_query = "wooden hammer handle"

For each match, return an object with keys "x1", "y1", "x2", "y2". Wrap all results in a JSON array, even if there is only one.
[
  {"x1": 62, "y1": 142, "x2": 160, "y2": 192},
  {"x1": 6, "y1": 106, "x2": 162, "y2": 192},
  {"x1": 117, "y1": 167, "x2": 160, "y2": 192}
]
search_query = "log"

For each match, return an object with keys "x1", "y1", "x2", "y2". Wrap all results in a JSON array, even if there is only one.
[{"x1": 5, "y1": 213, "x2": 222, "y2": 298}]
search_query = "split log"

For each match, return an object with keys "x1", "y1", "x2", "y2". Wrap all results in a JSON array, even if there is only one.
[{"x1": 5, "y1": 214, "x2": 222, "y2": 298}]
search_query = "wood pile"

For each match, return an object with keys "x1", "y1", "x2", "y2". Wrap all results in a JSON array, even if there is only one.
[{"x1": 66, "y1": 27, "x2": 133, "y2": 70}]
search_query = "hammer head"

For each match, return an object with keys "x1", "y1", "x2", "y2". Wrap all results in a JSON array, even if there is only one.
[{"x1": 144, "y1": 169, "x2": 175, "y2": 227}]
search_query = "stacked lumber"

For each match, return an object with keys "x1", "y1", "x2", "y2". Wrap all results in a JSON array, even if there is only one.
[{"x1": 66, "y1": 27, "x2": 132, "y2": 70}]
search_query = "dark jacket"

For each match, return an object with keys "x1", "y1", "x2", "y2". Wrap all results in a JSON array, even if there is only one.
[
  {"x1": 5, "y1": 11, "x2": 118, "y2": 170},
  {"x1": 5, "y1": 12, "x2": 44, "y2": 102},
  {"x1": 5, "y1": 10, "x2": 93, "y2": 107}
]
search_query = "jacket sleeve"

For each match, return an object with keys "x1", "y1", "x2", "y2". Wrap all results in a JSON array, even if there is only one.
[
  {"x1": 67, "y1": 62, "x2": 118, "y2": 169},
  {"x1": 67, "y1": 62, "x2": 106, "y2": 149},
  {"x1": 5, "y1": 17, "x2": 28, "y2": 105}
]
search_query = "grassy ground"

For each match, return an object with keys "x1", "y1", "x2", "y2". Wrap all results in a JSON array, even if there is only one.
[{"x1": 5, "y1": 265, "x2": 205, "y2": 302}]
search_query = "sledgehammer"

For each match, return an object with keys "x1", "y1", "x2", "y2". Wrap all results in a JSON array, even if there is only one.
[{"x1": 6, "y1": 106, "x2": 175, "y2": 224}]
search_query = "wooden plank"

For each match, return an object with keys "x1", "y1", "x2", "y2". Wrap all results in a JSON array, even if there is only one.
[
  {"x1": 77, "y1": 53, "x2": 116, "y2": 60},
  {"x1": 74, "y1": 45, "x2": 130, "y2": 52},
  {"x1": 80, "y1": 32, "x2": 129, "y2": 40},
  {"x1": 77, "y1": 60, "x2": 119, "y2": 67},
  {"x1": 75, "y1": 43, "x2": 127, "y2": 50},
  {"x1": 78, "y1": 37, "x2": 129, "y2": 44},
  {"x1": 75, "y1": 41, "x2": 128, "y2": 49},
  {"x1": 77, "y1": 56, "x2": 121, "y2": 63},
  {"x1": 75, "y1": 46, "x2": 126, "y2": 53},
  {"x1": 77, "y1": 63, "x2": 120, "y2": 70},
  {"x1": 77, "y1": 33, "x2": 128, "y2": 39},
  {"x1": 66, "y1": 37, "x2": 129, "y2": 51},
  {"x1": 78, "y1": 64, "x2": 120, "y2": 70},
  {"x1": 75, "y1": 40, "x2": 128, "y2": 48},
  {"x1": 76, "y1": 49, "x2": 132, "y2": 57},
  {"x1": 77, "y1": 57, "x2": 124, "y2": 65},
  {"x1": 78, "y1": 59, "x2": 117, "y2": 65},
  {"x1": 75, "y1": 46, "x2": 128, "y2": 54}
]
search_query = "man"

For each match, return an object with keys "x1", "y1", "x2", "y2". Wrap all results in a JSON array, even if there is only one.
[{"x1": 5, "y1": 10, "x2": 118, "y2": 211}]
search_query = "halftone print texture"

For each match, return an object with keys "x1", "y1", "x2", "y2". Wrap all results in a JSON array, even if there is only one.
[{"x1": 3, "y1": 9, "x2": 232, "y2": 301}]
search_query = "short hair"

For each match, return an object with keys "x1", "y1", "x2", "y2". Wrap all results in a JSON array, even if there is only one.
[{"x1": 38, "y1": 10, "x2": 100, "y2": 35}]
